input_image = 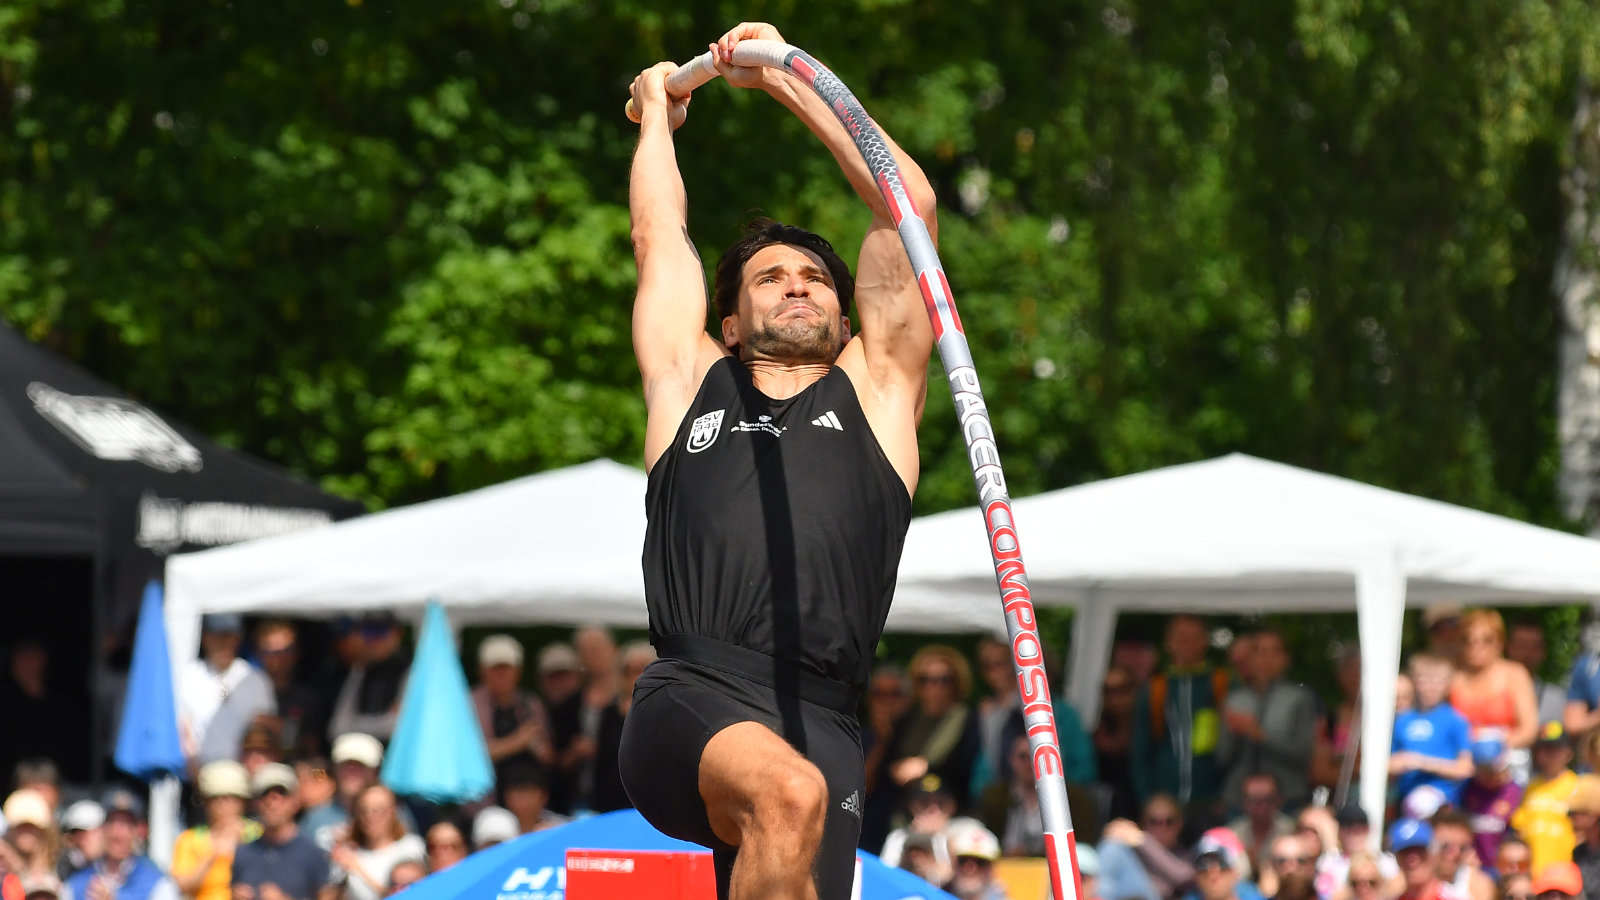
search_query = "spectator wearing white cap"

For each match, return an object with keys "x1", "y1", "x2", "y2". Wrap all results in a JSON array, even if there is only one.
[
  {"x1": 470, "y1": 807, "x2": 517, "y2": 851},
  {"x1": 171, "y1": 761, "x2": 259, "y2": 900},
  {"x1": 231, "y1": 764, "x2": 330, "y2": 900},
  {"x1": 3, "y1": 789, "x2": 61, "y2": 885},
  {"x1": 20, "y1": 872, "x2": 63, "y2": 900},
  {"x1": 57, "y1": 801, "x2": 104, "y2": 880},
  {"x1": 302, "y1": 733, "x2": 413, "y2": 852},
  {"x1": 178, "y1": 614, "x2": 277, "y2": 769},
  {"x1": 470, "y1": 635, "x2": 553, "y2": 787},
  {"x1": 941, "y1": 820, "x2": 1008, "y2": 900},
  {"x1": 62, "y1": 788, "x2": 177, "y2": 900}
]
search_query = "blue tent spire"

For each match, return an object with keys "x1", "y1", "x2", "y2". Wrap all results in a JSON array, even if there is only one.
[
  {"x1": 381, "y1": 600, "x2": 494, "y2": 802},
  {"x1": 114, "y1": 581, "x2": 186, "y2": 781}
]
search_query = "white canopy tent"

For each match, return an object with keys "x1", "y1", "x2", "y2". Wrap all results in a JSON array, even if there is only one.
[
  {"x1": 896, "y1": 452, "x2": 1600, "y2": 834},
  {"x1": 156, "y1": 457, "x2": 997, "y2": 865},
  {"x1": 164, "y1": 457, "x2": 995, "y2": 682}
]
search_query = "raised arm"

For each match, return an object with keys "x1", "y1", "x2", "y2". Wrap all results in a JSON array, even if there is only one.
[
  {"x1": 628, "y1": 63, "x2": 728, "y2": 470},
  {"x1": 713, "y1": 24, "x2": 937, "y2": 489}
]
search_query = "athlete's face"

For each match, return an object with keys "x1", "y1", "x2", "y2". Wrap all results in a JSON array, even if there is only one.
[{"x1": 723, "y1": 243, "x2": 849, "y2": 363}]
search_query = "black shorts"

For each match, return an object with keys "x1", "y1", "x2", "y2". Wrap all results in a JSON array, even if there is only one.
[{"x1": 618, "y1": 639, "x2": 865, "y2": 900}]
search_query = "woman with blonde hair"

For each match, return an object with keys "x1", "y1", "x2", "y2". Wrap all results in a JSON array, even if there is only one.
[
  {"x1": 1341, "y1": 851, "x2": 1396, "y2": 900},
  {"x1": 1450, "y1": 610, "x2": 1539, "y2": 765},
  {"x1": 882, "y1": 645, "x2": 981, "y2": 812}
]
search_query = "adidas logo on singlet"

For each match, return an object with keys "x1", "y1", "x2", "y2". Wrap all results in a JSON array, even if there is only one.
[{"x1": 811, "y1": 410, "x2": 843, "y2": 431}]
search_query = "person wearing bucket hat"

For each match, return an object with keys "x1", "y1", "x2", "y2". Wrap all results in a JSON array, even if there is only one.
[
  {"x1": 171, "y1": 761, "x2": 260, "y2": 900},
  {"x1": 1513, "y1": 721, "x2": 1580, "y2": 873},
  {"x1": 1462, "y1": 735, "x2": 1523, "y2": 870}
]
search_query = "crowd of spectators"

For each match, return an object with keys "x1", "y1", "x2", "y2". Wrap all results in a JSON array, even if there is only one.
[
  {"x1": 2, "y1": 605, "x2": 1600, "y2": 900},
  {"x1": 860, "y1": 607, "x2": 1600, "y2": 900}
]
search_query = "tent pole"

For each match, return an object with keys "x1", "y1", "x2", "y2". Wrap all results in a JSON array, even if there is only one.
[
  {"x1": 1356, "y1": 560, "x2": 1405, "y2": 847},
  {"x1": 89, "y1": 537, "x2": 108, "y2": 787}
]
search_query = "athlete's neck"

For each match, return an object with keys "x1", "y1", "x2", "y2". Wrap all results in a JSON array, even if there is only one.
[{"x1": 742, "y1": 358, "x2": 832, "y2": 399}]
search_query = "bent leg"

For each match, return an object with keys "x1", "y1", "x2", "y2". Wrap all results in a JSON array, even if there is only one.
[{"x1": 700, "y1": 720, "x2": 828, "y2": 900}]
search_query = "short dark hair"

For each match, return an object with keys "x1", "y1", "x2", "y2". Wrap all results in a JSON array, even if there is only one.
[
  {"x1": 499, "y1": 758, "x2": 547, "y2": 792},
  {"x1": 13, "y1": 759, "x2": 58, "y2": 791},
  {"x1": 712, "y1": 218, "x2": 855, "y2": 321}
]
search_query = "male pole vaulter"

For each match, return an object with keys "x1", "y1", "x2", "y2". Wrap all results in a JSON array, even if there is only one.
[{"x1": 617, "y1": 21, "x2": 939, "y2": 900}]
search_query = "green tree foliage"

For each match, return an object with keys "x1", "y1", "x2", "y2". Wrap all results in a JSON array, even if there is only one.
[{"x1": 0, "y1": 0, "x2": 1594, "y2": 531}]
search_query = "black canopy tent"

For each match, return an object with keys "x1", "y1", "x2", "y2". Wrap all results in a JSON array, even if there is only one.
[{"x1": 0, "y1": 322, "x2": 362, "y2": 781}]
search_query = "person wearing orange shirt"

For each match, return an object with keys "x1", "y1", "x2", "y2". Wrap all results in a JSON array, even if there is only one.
[{"x1": 172, "y1": 762, "x2": 260, "y2": 900}]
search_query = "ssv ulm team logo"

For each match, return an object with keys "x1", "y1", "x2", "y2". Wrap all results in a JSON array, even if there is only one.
[{"x1": 686, "y1": 409, "x2": 725, "y2": 453}]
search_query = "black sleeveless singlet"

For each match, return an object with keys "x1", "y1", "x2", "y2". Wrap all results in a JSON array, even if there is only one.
[{"x1": 642, "y1": 356, "x2": 913, "y2": 690}]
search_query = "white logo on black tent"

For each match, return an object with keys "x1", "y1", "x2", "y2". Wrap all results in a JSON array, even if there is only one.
[{"x1": 28, "y1": 382, "x2": 203, "y2": 473}]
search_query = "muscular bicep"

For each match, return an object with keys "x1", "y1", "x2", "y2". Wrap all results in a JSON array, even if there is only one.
[
  {"x1": 632, "y1": 226, "x2": 726, "y2": 469},
  {"x1": 852, "y1": 218, "x2": 934, "y2": 401},
  {"x1": 632, "y1": 226, "x2": 712, "y2": 386}
]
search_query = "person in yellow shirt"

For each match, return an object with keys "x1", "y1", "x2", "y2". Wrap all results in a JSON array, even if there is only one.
[
  {"x1": 172, "y1": 761, "x2": 261, "y2": 900},
  {"x1": 1511, "y1": 722, "x2": 1578, "y2": 873}
]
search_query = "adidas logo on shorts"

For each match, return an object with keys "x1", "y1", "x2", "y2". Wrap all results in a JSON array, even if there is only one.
[{"x1": 840, "y1": 789, "x2": 862, "y2": 819}]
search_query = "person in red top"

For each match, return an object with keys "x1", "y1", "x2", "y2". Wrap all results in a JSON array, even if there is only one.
[{"x1": 1391, "y1": 820, "x2": 1443, "y2": 900}]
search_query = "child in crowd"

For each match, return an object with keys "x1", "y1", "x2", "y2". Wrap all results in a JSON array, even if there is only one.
[
  {"x1": 1511, "y1": 721, "x2": 1579, "y2": 873},
  {"x1": 1460, "y1": 736, "x2": 1522, "y2": 872},
  {"x1": 1390, "y1": 654, "x2": 1473, "y2": 805}
]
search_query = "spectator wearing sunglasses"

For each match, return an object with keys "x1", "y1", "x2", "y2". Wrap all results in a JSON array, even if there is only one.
[
  {"x1": 1431, "y1": 811, "x2": 1495, "y2": 900},
  {"x1": 1344, "y1": 852, "x2": 1391, "y2": 900},
  {"x1": 1183, "y1": 828, "x2": 1263, "y2": 900},
  {"x1": 1258, "y1": 832, "x2": 1317, "y2": 900},
  {"x1": 882, "y1": 646, "x2": 981, "y2": 814},
  {"x1": 1569, "y1": 774, "x2": 1600, "y2": 900},
  {"x1": 1099, "y1": 794, "x2": 1198, "y2": 900},
  {"x1": 1497, "y1": 838, "x2": 1533, "y2": 885},
  {"x1": 1226, "y1": 772, "x2": 1296, "y2": 878},
  {"x1": 1389, "y1": 820, "x2": 1441, "y2": 900}
]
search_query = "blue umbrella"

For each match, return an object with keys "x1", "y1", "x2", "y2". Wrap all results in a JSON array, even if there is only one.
[
  {"x1": 380, "y1": 600, "x2": 494, "y2": 802},
  {"x1": 114, "y1": 581, "x2": 186, "y2": 781},
  {"x1": 404, "y1": 809, "x2": 958, "y2": 900}
]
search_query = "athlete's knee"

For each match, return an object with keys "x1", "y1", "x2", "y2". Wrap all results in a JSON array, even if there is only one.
[{"x1": 755, "y1": 760, "x2": 828, "y2": 840}]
